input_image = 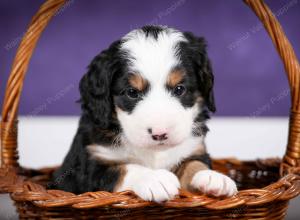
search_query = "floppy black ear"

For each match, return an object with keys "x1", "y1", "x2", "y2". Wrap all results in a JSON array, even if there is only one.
[
  {"x1": 198, "y1": 51, "x2": 216, "y2": 113},
  {"x1": 183, "y1": 32, "x2": 216, "y2": 113},
  {"x1": 79, "y1": 42, "x2": 120, "y2": 128}
]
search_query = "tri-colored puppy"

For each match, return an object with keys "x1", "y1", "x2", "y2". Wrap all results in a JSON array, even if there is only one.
[{"x1": 50, "y1": 25, "x2": 237, "y2": 202}]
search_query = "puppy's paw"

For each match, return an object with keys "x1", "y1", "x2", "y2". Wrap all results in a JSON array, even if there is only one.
[
  {"x1": 190, "y1": 170, "x2": 237, "y2": 197},
  {"x1": 116, "y1": 165, "x2": 180, "y2": 202}
]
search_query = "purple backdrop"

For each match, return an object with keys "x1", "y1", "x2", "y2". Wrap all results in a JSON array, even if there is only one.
[{"x1": 1, "y1": 0, "x2": 299, "y2": 116}]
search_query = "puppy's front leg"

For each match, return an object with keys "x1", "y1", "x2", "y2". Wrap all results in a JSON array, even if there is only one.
[
  {"x1": 176, "y1": 159, "x2": 237, "y2": 197},
  {"x1": 115, "y1": 164, "x2": 180, "y2": 202}
]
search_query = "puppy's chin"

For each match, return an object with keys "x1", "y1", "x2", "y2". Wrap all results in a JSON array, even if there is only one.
[{"x1": 147, "y1": 142, "x2": 178, "y2": 151}]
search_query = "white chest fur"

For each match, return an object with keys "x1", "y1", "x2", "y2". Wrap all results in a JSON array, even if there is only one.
[{"x1": 88, "y1": 136, "x2": 205, "y2": 170}]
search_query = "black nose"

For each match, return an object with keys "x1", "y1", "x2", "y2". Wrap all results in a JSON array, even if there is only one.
[{"x1": 152, "y1": 133, "x2": 168, "y2": 141}]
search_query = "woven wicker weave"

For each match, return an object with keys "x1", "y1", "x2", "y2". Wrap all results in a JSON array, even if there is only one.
[{"x1": 1, "y1": 0, "x2": 300, "y2": 219}]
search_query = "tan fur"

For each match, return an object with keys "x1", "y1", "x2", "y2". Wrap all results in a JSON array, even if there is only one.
[
  {"x1": 175, "y1": 160, "x2": 208, "y2": 191},
  {"x1": 173, "y1": 144, "x2": 208, "y2": 191},
  {"x1": 192, "y1": 145, "x2": 206, "y2": 155},
  {"x1": 129, "y1": 74, "x2": 148, "y2": 91},
  {"x1": 167, "y1": 70, "x2": 184, "y2": 87}
]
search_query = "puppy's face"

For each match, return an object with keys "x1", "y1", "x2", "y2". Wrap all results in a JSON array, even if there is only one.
[
  {"x1": 115, "y1": 69, "x2": 199, "y2": 149},
  {"x1": 80, "y1": 26, "x2": 215, "y2": 150}
]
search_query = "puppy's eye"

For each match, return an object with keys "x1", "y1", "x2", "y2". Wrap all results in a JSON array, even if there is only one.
[
  {"x1": 172, "y1": 85, "x2": 186, "y2": 97},
  {"x1": 126, "y1": 88, "x2": 140, "y2": 99}
]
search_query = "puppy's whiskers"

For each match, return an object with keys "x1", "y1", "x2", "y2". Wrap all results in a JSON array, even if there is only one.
[
  {"x1": 192, "y1": 122, "x2": 203, "y2": 136},
  {"x1": 112, "y1": 133, "x2": 122, "y2": 149}
]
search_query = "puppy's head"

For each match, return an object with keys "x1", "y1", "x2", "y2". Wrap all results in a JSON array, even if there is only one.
[{"x1": 80, "y1": 26, "x2": 215, "y2": 150}]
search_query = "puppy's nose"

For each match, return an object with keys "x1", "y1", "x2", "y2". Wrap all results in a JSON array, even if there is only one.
[
  {"x1": 152, "y1": 133, "x2": 168, "y2": 141},
  {"x1": 147, "y1": 128, "x2": 168, "y2": 141}
]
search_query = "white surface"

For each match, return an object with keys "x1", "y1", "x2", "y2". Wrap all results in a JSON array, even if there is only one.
[
  {"x1": 206, "y1": 117, "x2": 288, "y2": 159},
  {"x1": 7, "y1": 116, "x2": 289, "y2": 169}
]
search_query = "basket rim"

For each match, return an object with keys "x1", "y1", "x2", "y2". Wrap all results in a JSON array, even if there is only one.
[{"x1": 1, "y1": 158, "x2": 299, "y2": 210}]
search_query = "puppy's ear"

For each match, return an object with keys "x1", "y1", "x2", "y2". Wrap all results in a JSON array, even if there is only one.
[
  {"x1": 183, "y1": 32, "x2": 216, "y2": 113},
  {"x1": 198, "y1": 50, "x2": 216, "y2": 113},
  {"x1": 79, "y1": 42, "x2": 120, "y2": 128}
]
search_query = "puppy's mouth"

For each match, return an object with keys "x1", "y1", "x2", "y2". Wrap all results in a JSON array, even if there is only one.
[{"x1": 148, "y1": 139, "x2": 181, "y2": 150}]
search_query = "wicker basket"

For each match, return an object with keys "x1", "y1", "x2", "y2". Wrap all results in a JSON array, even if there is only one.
[{"x1": 1, "y1": 0, "x2": 300, "y2": 219}]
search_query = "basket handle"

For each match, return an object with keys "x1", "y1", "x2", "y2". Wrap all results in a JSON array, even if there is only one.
[
  {"x1": 0, "y1": 0, "x2": 66, "y2": 168},
  {"x1": 1, "y1": 0, "x2": 300, "y2": 175},
  {"x1": 244, "y1": 0, "x2": 300, "y2": 175}
]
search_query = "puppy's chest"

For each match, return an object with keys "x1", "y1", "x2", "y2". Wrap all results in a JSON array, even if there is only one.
[
  {"x1": 88, "y1": 137, "x2": 205, "y2": 170},
  {"x1": 131, "y1": 138, "x2": 205, "y2": 170},
  {"x1": 135, "y1": 151, "x2": 180, "y2": 170}
]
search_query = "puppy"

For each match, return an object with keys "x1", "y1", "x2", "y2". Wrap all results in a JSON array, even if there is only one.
[{"x1": 50, "y1": 25, "x2": 237, "y2": 202}]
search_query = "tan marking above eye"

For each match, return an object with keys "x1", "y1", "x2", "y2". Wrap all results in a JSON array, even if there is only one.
[
  {"x1": 128, "y1": 74, "x2": 148, "y2": 91},
  {"x1": 167, "y1": 69, "x2": 185, "y2": 87}
]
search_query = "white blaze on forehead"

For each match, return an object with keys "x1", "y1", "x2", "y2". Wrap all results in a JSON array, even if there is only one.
[{"x1": 121, "y1": 28, "x2": 187, "y2": 84}]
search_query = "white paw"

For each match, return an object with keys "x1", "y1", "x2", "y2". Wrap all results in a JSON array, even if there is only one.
[
  {"x1": 116, "y1": 165, "x2": 180, "y2": 202},
  {"x1": 190, "y1": 170, "x2": 237, "y2": 197}
]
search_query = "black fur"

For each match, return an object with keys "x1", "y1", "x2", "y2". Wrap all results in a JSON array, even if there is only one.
[
  {"x1": 113, "y1": 75, "x2": 150, "y2": 114},
  {"x1": 182, "y1": 153, "x2": 212, "y2": 169},
  {"x1": 180, "y1": 32, "x2": 216, "y2": 112},
  {"x1": 49, "y1": 26, "x2": 216, "y2": 194},
  {"x1": 50, "y1": 41, "x2": 126, "y2": 193},
  {"x1": 79, "y1": 40, "x2": 125, "y2": 128},
  {"x1": 165, "y1": 66, "x2": 200, "y2": 108},
  {"x1": 49, "y1": 129, "x2": 121, "y2": 193},
  {"x1": 141, "y1": 25, "x2": 165, "y2": 39}
]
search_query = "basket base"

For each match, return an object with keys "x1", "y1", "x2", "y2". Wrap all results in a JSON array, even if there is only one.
[{"x1": 15, "y1": 200, "x2": 289, "y2": 220}]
